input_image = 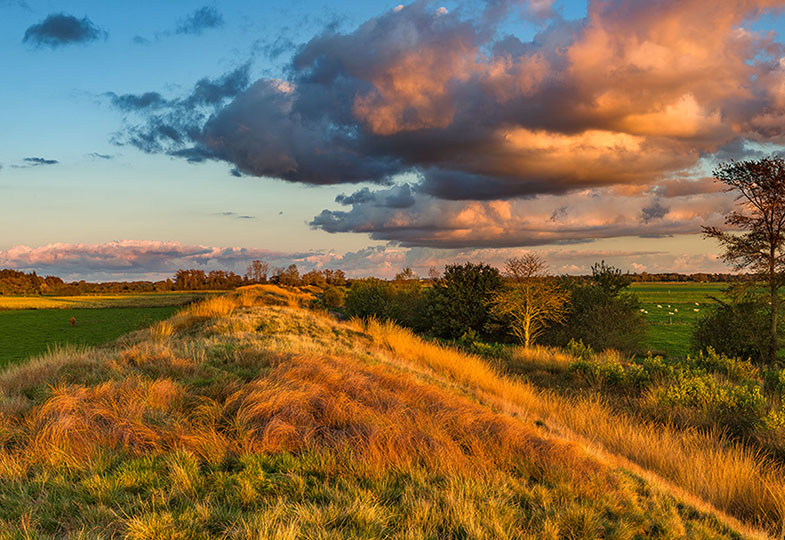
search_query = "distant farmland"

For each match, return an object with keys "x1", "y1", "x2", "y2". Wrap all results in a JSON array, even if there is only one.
[
  {"x1": 0, "y1": 293, "x2": 211, "y2": 367},
  {"x1": 629, "y1": 282, "x2": 726, "y2": 357}
]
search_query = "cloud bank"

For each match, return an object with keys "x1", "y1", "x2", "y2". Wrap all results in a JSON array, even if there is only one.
[
  {"x1": 0, "y1": 240, "x2": 730, "y2": 281},
  {"x1": 23, "y1": 13, "x2": 105, "y2": 48}
]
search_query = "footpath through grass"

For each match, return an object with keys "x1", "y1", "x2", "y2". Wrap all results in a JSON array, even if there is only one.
[{"x1": 0, "y1": 306, "x2": 181, "y2": 367}]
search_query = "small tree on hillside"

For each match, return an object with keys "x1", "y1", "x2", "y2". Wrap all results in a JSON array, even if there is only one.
[
  {"x1": 490, "y1": 255, "x2": 569, "y2": 348},
  {"x1": 703, "y1": 157, "x2": 785, "y2": 364}
]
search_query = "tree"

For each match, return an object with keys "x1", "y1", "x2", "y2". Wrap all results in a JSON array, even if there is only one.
[
  {"x1": 276, "y1": 264, "x2": 301, "y2": 286},
  {"x1": 427, "y1": 262, "x2": 503, "y2": 339},
  {"x1": 703, "y1": 157, "x2": 785, "y2": 364},
  {"x1": 394, "y1": 267, "x2": 418, "y2": 282},
  {"x1": 246, "y1": 260, "x2": 269, "y2": 283},
  {"x1": 490, "y1": 255, "x2": 569, "y2": 348}
]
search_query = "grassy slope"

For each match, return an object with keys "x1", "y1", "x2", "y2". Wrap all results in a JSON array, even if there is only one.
[
  {"x1": 0, "y1": 306, "x2": 181, "y2": 367},
  {"x1": 0, "y1": 286, "x2": 776, "y2": 538}
]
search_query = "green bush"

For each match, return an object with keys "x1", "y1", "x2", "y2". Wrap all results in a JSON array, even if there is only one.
[
  {"x1": 686, "y1": 347, "x2": 759, "y2": 383},
  {"x1": 691, "y1": 302, "x2": 772, "y2": 362},
  {"x1": 344, "y1": 278, "x2": 428, "y2": 330},
  {"x1": 655, "y1": 370, "x2": 768, "y2": 434},
  {"x1": 321, "y1": 286, "x2": 346, "y2": 309},
  {"x1": 427, "y1": 262, "x2": 503, "y2": 340}
]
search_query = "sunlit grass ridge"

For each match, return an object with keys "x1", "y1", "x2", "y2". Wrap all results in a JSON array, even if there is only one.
[{"x1": 0, "y1": 285, "x2": 773, "y2": 537}]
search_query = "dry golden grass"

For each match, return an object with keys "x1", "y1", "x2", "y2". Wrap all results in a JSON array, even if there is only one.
[
  {"x1": 0, "y1": 289, "x2": 770, "y2": 538},
  {"x1": 364, "y1": 319, "x2": 785, "y2": 536}
]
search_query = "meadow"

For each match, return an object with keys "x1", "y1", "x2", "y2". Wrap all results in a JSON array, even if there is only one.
[
  {"x1": 0, "y1": 306, "x2": 180, "y2": 367},
  {"x1": 0, "y1": 292, "x2": 209, "y2": 310},
  {"x1": 0, "y1": 293, "x2": 209, "y2": 367},
  {"x1": 0, "y1": 285, "x2": 776, "y2": 538},
  {"x1": 629, "y1": 282, "x2": 728, "y2": 357}
]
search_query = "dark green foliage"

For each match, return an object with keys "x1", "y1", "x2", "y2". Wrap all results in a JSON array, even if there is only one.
[
  {"x1": 546, "y1": 263, "x2": 645, "y2": 352},
  {"x1": 344, "y1": 279, "x2": 427, "y2": 330},
  {"x1": 691, "y1": 301, "x2": 774, "y2": 362},
  {"x1": 427, "y1": 262, "x2": 503, "y2": 339},
  {"x1": 320, "y1": 286, "x2": 346, "y2": 309}
]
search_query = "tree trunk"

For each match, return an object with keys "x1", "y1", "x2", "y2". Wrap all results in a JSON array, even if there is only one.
[
  {"x1": 770, "y1": 247, "x2": 779, "y2": 365},
  {"x1": 770, "y1": 278, "x2": 778, "y2": 365}
]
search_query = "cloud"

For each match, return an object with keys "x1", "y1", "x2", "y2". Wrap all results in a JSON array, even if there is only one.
[
  {"x1": 108, "y1": 64, "x2": 251, "y2": 156},
  {"x1": 175, "y1": 6, "x2": 224, "y2": 35},
  {"x1": 214, "y1": 211, "x2": 256, "y2": 220},
  {"x1": 107, "y1": 0, "x2": 785, "y2": 248},
  {"x1": 23, "y1": 13, "x2": 105, "y2": 48},
  {"x1": 88, "y1": 152, "x2": 113, "y2": 160},
  {"x1": 22, "y1": 157, "x2": 58, "y2": 166},
  {"x1": 310, "y1": 183, "x2": 735, "y2": 248}
]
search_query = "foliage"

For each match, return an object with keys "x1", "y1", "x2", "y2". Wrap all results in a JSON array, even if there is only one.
[
  {"x1": 427, "y1": 262, "x2": 503, "y2": 340},
  {"x1": 320, "y1": 285, "x2": 346, "y2": 309},
  {"x1": 344, "y1": 278, "x2": 427, "y2": 330},
  {"x1": 244, "y1": 260, "x2": 269, "y2": 283},
  {"x1": 691, "y1": 301, "x2": 773, "y2": 362}
]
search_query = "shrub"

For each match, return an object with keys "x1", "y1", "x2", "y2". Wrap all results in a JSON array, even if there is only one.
[
  {"x1": 344, "y1": 279, "x2": 427, "y2": 330},
  {"x1": 321, "y1": 286, "x2": 346, "y2": 309},
  {"x1": 427, "y1": 262, "x2": 503, "y2": 340},
  {"x1": 686, "y1": 347, "x2": 759, "y2": 383},
  {"x1": 691, "y1": 301, "x2": 771, "y2": 362},
  {"x1": 654, "y1": 371, "x2": 768, "y2": 435}
]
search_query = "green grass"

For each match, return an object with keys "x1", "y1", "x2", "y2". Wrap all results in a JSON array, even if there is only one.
[
  {"x1": 0, "y1": 306, "x2": 180, "y2": 367},
  {"x1": 629, "y1": 283, "x2": 728, "y2": 357},
  {"x1": 0, "y1": 292, "x2": 211, "y2": 310}
]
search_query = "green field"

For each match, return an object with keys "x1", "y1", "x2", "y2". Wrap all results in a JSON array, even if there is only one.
[
  {"x1": 628, "y1": 282, "x2": 728, "y2": 357},
  {"x1": 0, "y1": 306, "x2": 182, "y2": 367},
  {"x1": 0, "y1": 292, "x2": 210, "y2": 310}
]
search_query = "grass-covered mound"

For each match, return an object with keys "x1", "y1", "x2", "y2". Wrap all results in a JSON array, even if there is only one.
[{"x1": 0, "y1": 286, "x2": 774, "y2": 538}]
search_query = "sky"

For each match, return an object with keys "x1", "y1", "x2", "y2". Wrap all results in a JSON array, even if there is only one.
[{"x1": 2, "y1": 0, "x2": 785, "y2": 280}]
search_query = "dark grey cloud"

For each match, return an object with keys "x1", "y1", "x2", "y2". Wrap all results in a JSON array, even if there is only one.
[
  {"x1": 23, "y1": 13, "x2": 105, "y2": 48},
  {"x1": 88, "y1": 152, "x2": 113, "y2": 160},
  {"x1": 108, "y1": 64, "x2": 251, "y2": 158},
  {"x1": 215, "y1": 211, "x2": 256, "y2": 220},
  {"x1": 23, "y1": 157, "x2": 58, "y2": 166},
  {"x1": 107, "y1": 91, "x2": 168, "y2": 112},
  {"x1": 335, "y1": 184, "x2": 415, "y2": 208},
  {"x1": 641, "y1": 200, "x2": 668, "y2": 223},
  {"x1": 176, "y1": 6, "x2": 224, "y2": 35}
]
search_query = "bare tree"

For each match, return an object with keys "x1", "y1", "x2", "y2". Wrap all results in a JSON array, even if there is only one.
[
  {"x1": 490, "y1": 255, "x2": 569, "y2": 348},
  {"x1": 703, "y1": 156, "x2": 785, "y2": 364},
  {"x1": 246, "y1": 260, "x2": 269, "y2": 283}
]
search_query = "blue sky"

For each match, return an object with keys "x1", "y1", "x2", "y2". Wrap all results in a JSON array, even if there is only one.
[{"x1": 1, "y1": 0, "x2": 784, "y2": 279}]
